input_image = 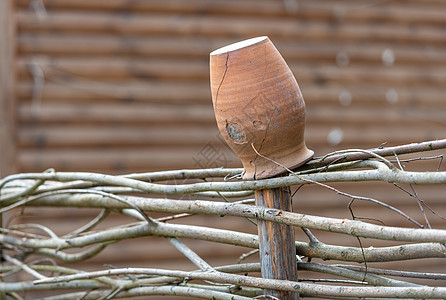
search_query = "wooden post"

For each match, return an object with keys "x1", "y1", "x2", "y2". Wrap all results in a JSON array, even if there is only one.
[
  {"x1": 0, "y1": 0, "x2": 17, "y2": 178},
  {"x1": 255, "y1": 186, "x2": 299, "y2": 299},
  {"x1": 0, "y1": 4, "x2": 16, "y2": 298}
]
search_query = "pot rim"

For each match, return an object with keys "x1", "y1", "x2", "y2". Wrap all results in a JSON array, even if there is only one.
[{"x1": 210, "y1": 36, "x2": 269, "y2": 56}]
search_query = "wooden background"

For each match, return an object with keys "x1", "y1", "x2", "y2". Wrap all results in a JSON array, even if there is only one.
[{"x1": 1, "y1": 0, "x2": 446, "y2": 299}]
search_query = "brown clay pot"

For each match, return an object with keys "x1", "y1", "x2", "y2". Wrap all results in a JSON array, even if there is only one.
[{"x1": 210, "y1": 36, "x2": 313, "y2": 180}]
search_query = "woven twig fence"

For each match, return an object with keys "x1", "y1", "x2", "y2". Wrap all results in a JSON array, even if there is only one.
[{"x1": 1, "y1": 139, "x2": 446, "y2": 299}]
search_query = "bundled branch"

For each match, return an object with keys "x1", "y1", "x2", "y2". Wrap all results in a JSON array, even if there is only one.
[{"x1": 0, "y1": 139, "x2": 446, "y2": 299}]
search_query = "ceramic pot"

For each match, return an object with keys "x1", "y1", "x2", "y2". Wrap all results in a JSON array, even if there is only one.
[{"x1": 210, "y1": 36, "x2": 313, "y2": 180}]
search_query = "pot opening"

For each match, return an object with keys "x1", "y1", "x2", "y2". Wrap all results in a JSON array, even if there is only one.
[{"x1": 210, "y1": 36, "x2": 268, "y2": 56}]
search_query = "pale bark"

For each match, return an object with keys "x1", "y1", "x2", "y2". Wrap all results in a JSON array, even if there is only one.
[{"x1": 1, "y1": 139, "x2": 446, "y2": 298}]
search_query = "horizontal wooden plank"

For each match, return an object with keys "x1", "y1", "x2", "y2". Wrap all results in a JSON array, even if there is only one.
[
  {"x1": 306, "y1": 126, "x2": 445, "y2": 150},
  {"x1": 16, "y1": 126, "x2": 443, "y2": 172},
  {"x1": 18, "y1": 34, "x2": 446, "y2": 67},
  {"x1": 16, "y1": 56, "x2": 446, "y2": 87},
  {"x1": 293, "y1": 64, "x2": 446, "y2": 87},
  {"x1": 306, "y1": 106, "x2": 446, "y2": 126},
  {"x1": 16, "y1": 0, "x2": 296, "y2": 17},
  {"x1": 15, "y1": 79, "x2": 446, "y2": 107},
  {"x1": 17, "y1": 146, "x2": 241, "y2": 173},
  {"x1": 18, "y1": 125, "x2": 220, "y2": 147},
  {"x1": 16, "y1": 11, "x2": 446, "y2": 45},
  {"x1": 16, "y1": 56, "x2": 209, "y2": 81},
  {"x1": 318, "y1": 2, "x2": 446, "y2": 26},
  {"x1": 15, "y1": 0, "x2": 446, "y2": 26},
  {"x1": 18, "y1": 102, "x2": 215, "y2": 125},
  {"x1": 315, "y1": 128, "x2": 445, "y2": 150},
  {"x1": 15, "y1": 80, "x2": 211, "y2": 104},
  {"x1": 18, "y1": 101, "x2": 446, "y2": 127},
  {"x1": 16, "y1": 0, "x2": 446, "y2": 10},
  {"x1": 17, "y1": 34, "x2": 223, "y2": 57}
]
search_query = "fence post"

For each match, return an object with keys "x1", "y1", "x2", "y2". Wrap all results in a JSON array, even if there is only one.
[{"x1": 256, "y1": 186, "x2": 299, "y2": 299}]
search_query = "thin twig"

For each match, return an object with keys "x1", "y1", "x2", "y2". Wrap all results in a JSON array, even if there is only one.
[
  {"x1": 347, "y1": 199, "x2": 369, "y2": 282},
  {"x1": 1, "y1": 189, "x2": 155, "y2": 226},
  {"x1": 393, "y1": 183, "x2": 446, "y2": 222},
  {"x1": 3, "y1": 254, "x2": 48, "y2": 280},
  {"x1": 203, "y1": 178, "x2": 257, "y2": 226},
  {"x1": 393, "y1": 151, "x2": 430, "y2": 228},
  {"x1": 301, "y1": 228, "x2": 319, "y2": 244},
  {"x1": 303, "y1": 139, "x2": 446, "y2": 170},
  {"x1": 64, "y1": 209, "x2": 111, "y2": 237},
  {"x1": 251, "y1": 144, "x2": 423, "y2": 227},
  {"x1": 297, "y1": 262, "x2": 418, "y2": 287},
  {"x1": 167, "y1": 237, "x2": 214, "y2": 272},
  {"x1": 338, "y1": 265, "x2": 446, "y2": 280},
  {"x1": 237, "y1": 249, "x2": 259, "y2": 264}
]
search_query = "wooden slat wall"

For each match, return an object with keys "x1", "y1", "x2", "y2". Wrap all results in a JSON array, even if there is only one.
[
  {"x1": 13, "y1": 0, "x2": 446, "y2": 173},
  {"x1": 5, "y1": 0, "x2": 446, "y2": 298},
  {"x1": 0, "y1": 0, "x2": 17, "y2": 177}
]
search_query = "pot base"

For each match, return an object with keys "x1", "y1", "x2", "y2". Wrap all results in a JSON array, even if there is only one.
[{"x1": 242, "y1": 147, "x2": 314, "y2": 180}]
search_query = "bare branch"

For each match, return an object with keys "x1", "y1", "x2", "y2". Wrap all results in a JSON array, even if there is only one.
[
  {"x1": 304, "y1": 139, "x2": 446, "y2": 169},
  {"x1": 24, "y1": 194, "x2": 446, "y2": 244},
  {"x1": 2, "y1": 218, "x2": 445, "y2": 263},
  {"x1": 297, "y1": 262, "x2": 419, "y2": 287},
  {"x1": 34, "y1": 243, "x2": 111, "y2": 263},
  {"x1": 3, "y1": 255, "x2": 48, "y2": 280},
  {"x1": 33, "y1": 267, "x2": 446, "y2": 298},
  {"x1": 64, "y1": 209, "x2": 111, "y2": 237},
  {"x1": 3, "y1": 164, "x2": 446, "y2": 197},
  {"x1": 37, "y1": 285, "x2": 253, "y2": 300},
  {"x1": 167, "y1": 237, "x2": 214, "y2": 271},
  {"x1": 337, "y1": 265, "x2": 446, "y2": 280}
]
